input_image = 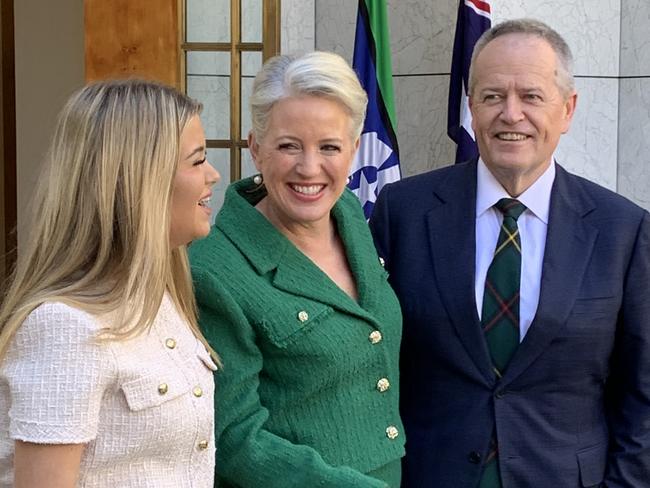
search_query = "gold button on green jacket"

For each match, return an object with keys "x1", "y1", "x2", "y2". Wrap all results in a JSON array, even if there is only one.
[{"x1": 189, "y1": 177, "x2": 405, "y2": 488}]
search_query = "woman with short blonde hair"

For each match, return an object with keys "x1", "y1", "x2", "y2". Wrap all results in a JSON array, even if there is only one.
[
  {"x1": 0, "y1": 79, "x2": 220, "y2": 487},
  {"x1": 191, "y1": 51, "x2": 404, "y2": 488}
]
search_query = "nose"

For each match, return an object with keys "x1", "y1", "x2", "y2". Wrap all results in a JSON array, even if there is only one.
[
  {"x1": 205, "y1": 160, "x2": 221, "y2": 186},
  {"x1": 295, "y1": 149, "x2": 320, "y2": 178},
  {"x1": 500, "y1": 94, "x2": 525, "y2": 124}
]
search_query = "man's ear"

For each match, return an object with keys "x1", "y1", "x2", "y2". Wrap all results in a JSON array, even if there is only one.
[
  {"x1": 561, "y1": 91, "x2": 578, "y2": 134},
  {"x1": 468, "y1": 95, "x2": 477, "y2": 134}
]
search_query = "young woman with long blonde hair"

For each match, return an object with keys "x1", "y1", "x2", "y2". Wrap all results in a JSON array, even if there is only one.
[{"x1": 0, "y1": 79, "x2": 220, "y2": 488}]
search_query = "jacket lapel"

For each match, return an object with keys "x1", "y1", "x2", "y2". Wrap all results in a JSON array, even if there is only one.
[
  {"x1": 502, "y1": 165, "x2": 599, "y2": 384},
  {"x1": 218, "y1": 181, "x2": 383, "y2": 327},
  {"x1": 427, "y1": 162, "x2": 495, "y2": 383},
  {"x1": 271, "y1": 249, "x2": 377, "y2": 321}
]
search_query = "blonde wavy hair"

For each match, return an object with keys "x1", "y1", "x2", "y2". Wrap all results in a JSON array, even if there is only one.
[{"x1": 0, "y1": 79, "x2": 216, "y2": 360}]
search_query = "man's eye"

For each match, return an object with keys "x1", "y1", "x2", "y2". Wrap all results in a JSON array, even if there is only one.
[
  {"x1": 321, "y1": 145, "x2": 341, "y2": 152},
  {"x1": 483, "y1": 94, "x2": 501, "y2": 102}
]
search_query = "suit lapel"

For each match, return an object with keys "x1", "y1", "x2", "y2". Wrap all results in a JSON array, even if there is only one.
[
  {"x1": 427, "y1": 162, "x2": 495, "y2": 383},
  {"x1": 503, "y1": 165, "x2": 598, "y2": 384},
  {"x1": 218, "y1": 179, "x2": 376, "y2": 324}
]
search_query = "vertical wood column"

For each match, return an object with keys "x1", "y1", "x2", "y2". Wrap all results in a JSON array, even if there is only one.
[
  {"x1": 1, "y1": 0, "x2": 16, "y2": 284},
  {"x1": 84, "y1": 0, "x2": 181, "y2": 87}
]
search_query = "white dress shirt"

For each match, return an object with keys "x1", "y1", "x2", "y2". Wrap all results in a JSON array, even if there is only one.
[{"x1": 475, "y1": 158, "x2": 555, "y2": 340}]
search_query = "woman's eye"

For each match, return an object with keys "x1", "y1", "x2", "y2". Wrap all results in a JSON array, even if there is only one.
[
  {"x1": 278, "y1": 143, "x2": 299, "y2": 151},
  {"x1": 193, "y1": 157, "x2": 206, "y2": 166}
]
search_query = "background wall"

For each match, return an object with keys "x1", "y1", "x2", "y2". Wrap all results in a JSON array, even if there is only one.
[
  {"x1": 618, "y1": 0, "x2": 650, "y2": 209},
  {"x1": 14, "y1": 0, "x2": 85, "y2": 245},
  {"x1": 11, "y1": 0, "x2": 649, "y2": 245},
  {"x1": 313, "y1": 0, "x2": 649, "y2": 211}
]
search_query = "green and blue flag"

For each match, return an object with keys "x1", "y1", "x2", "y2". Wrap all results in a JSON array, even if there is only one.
[{"x1": 348, "y1": 0, "x2": 401, "y2": 219}]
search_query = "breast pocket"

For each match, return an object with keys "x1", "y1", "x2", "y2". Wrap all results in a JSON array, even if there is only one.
[
  {"x1": 571, "y1": 295, "x2": 620, "y2": 316},
  {"x1": 257, "y1": 301, "x2": 334, "y2": 349},
  {"x1": 121, "y1": 371, "x2": 192, "y2": 412}
]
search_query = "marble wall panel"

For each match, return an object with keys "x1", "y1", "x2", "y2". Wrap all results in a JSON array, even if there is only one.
[
  {"x1": 387, "y1": 0, "x2": 456, "y2": 75},
  {"x1": 315, "y1": 1, "x2": 456, "y2": 75},
  {"x1": 282, "y1": 0, "x2": 316, "y2": 54},
  {"x1": 186, "y1": 0, "x2": 230, "y2": 42},
  {"x1": 617, "y1": 78, "x2": 650, "y2": 210},
  {"x1": 186, "y1": 51, "x2": 230, "y2": 76},
  {"x1": 492, "y1": 0, "x2": 620, "y2": 77},
  {"x1": 620, "y1": 0, "x2": 650, "y2": 76},
  {"x1": 393, "y1": 75, "x2": 456, "y2": 177},
  {"x1": 242, "y1": 0, "x2": 263, "y2": 42},
  {"x1": 555, "y1": 77, "x2": 618, "y2": 191},
  {"x1": 314, "y1": 0, "x2": 356, "y2": 62},
  {"x1": 187, "y1": 75, "x2": 230, "y2": 140}
]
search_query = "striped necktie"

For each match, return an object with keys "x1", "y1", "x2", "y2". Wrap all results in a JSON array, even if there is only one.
[
  {"x1": 478, "y1": 198, "x2": 526, "y2": 488},
  {"x1": 482, "y1": 198, "x2": 527, "y2": 374}
]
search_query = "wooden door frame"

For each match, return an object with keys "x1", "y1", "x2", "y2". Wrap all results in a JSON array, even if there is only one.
[{"x1": 1, "y1": 0, "x2": 16, "y2": 285}]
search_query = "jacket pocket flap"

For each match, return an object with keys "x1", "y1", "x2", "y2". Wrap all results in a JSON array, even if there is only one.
[
  {"x1": 121, "y1": 374, "x2": 190, "y2": 411},
  {"x1": 258, "y1": 303, "x2": 333, "y2": 347},
  {"x1": 576, "y1": 443, "x2": 606, "y2": 487}
]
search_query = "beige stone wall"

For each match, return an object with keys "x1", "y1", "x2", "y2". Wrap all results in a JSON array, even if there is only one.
[{"x1": 14, "y1": 0, "x2": 84, "y2": 246}]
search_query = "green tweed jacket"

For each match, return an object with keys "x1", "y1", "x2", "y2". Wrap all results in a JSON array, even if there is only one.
[{"x1": 189, "y1": 177, "x2": 405, "y2": 488}]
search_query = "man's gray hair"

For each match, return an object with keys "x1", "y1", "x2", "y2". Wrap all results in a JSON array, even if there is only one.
[{"x1": 468, "y1": 18, "x2": 575, "y2": 98}]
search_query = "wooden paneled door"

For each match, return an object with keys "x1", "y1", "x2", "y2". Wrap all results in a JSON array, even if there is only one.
[{"x1": 84, "y1": 0, "x2": 181, "y2": 86}]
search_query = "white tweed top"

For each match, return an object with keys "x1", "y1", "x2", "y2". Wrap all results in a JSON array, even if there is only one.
[{"x1": 0, "y1": 294, "x2": 216, "y2": 487}]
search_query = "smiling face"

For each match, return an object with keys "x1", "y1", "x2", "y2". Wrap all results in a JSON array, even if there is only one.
[
  {"x1": 169, "y1": 115, "x2": 220, "y2": 248},
  {"x1": 249, "y1": 95, "x2": 359, "y2": 233},
  {"x1": 469, "y1": 33, "x2": 577, "y2": 196}
]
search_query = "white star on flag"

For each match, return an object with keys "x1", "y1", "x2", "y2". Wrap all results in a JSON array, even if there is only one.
[
  {"x1": 350, "y1": 131, "x2": 391, "y2": 193},
  {"x1": 460, "y1": 88, "x2": 475, "y2": 141},
  {"x1": 353, "y1": 165, "x2": 379, "y2": 206}
]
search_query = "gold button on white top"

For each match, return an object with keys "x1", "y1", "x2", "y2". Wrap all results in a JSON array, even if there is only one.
[
  {"x1": 376, "y1": 378, "x2": 390, "y2": 392},
  {"x1": 197, "y1": 440, "x2": 209, "y2": 450},
  {"x1": 157, "y1": 383, "x2": 168, "y2": 395},
  {"x1": 379, "y1": 257, "x2": 385, "y2": 267},
  {"x1": 369, "y1": 330, "x2": 382, "y2": 344},
  {"x1": 193, "y1": 386, "x2": 203, "y2": 397},
  {"x1": 297, "y1": 310, "x2": 309, "y2": 323},
  {"x1": 165, "y1": 338, "x2": 177, "y2": 349},
  {"x1": 386, "y1": 425, "x2": 399, "y2": 440}
]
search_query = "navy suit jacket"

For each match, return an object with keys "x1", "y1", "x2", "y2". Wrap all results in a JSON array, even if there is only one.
[{"x1": 370, "y1": 160, "x2": 650, "y2": 488}]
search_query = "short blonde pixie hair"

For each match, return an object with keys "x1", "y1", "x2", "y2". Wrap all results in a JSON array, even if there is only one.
[{"x1": 249, "y1": 51, "x2": 368, "y2": 141}]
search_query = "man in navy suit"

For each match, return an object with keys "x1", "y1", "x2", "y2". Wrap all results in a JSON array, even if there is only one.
[{"x1": 370, "y1": 19, "x2": 650, "y2": 488}]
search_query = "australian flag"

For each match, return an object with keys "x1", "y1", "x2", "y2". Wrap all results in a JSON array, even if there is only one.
[
  {"x1": 448, "y1": 0, "x2": 491, "y2": 163},
  {"x1": 348, "y1": 0, "x2": 401, "y2": 219}
]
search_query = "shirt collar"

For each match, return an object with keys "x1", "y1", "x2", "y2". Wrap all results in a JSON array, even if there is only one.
[{"x1": 476, "y1": 157, "x2": 555, "y2": 224}]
